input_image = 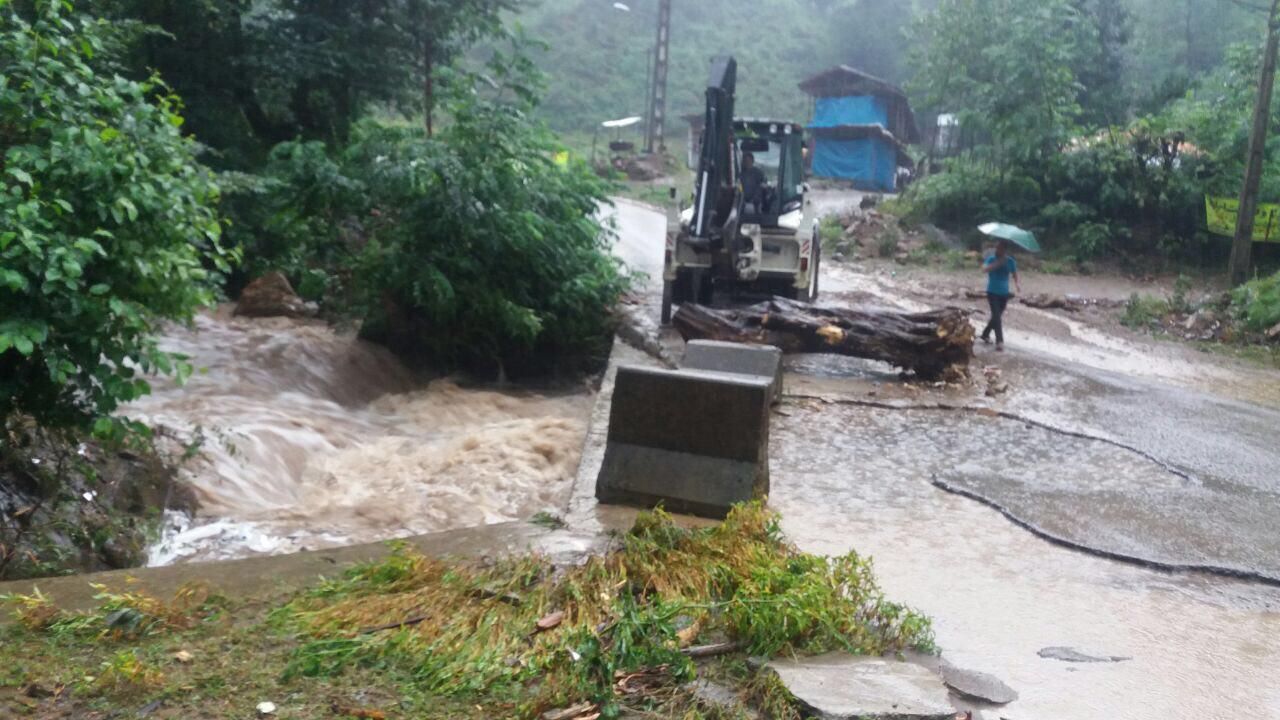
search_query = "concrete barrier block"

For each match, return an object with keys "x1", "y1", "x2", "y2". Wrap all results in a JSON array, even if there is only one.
[
  {"x1": 595, "y1": 365, "x2": 771, "y2": 518},
  {"x1": 682, "y1": 340, "x2": 784, "y2": 403}
]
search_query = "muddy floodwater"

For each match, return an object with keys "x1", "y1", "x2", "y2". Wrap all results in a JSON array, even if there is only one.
[
  {"x1": 770, "y1": 398, "x2": 1280, "y2": 719},
  {"x1": 128, "y1": 308, "x2": 591, "y2": 564}
]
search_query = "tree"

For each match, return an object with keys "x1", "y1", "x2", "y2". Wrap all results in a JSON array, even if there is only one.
[
  {"x1": 911, "y1": 0, "x2": 1089, "y2": 170},
  {"x1": 824, "y1": 0, "x2": 914, "y2": 85},
  {"x1": 0, "y1": 0, "x2": 235, "y2": 434},
  {"x1": 1072, "y1": 0, "x2": 1132, "y2": 126},
  {"x1": 400, "y1": 0, "x2": 518, "y2": 135},
  {"x1": 1123, "y1": 0, "x2": 1259, "y2": 107},
  {"x1": 98, "y1": 0, "x2": 517, "y2": 162},
  {"x1": 1230, "y1": 0, "x2": 1280, "y2": 285}
]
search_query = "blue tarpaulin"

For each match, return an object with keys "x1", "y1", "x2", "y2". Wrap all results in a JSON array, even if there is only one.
[
  {"x1": 812, "y1": 96, "x2": 888, "y2": 129},
  {"x1": 811, "y1": 137, "x2": 896, "y2": 192}
]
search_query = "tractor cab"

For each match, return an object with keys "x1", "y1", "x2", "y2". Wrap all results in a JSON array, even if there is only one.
[{"x1": 734, "y1": 119, "x2": 807, "y2": 230}]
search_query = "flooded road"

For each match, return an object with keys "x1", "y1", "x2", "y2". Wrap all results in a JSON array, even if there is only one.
[
  {"x1": 816, "y1": 260, "x2": 1280, "y2": 582},
  {"x1": 604, "y1": 198, "x2": 1280, "y2": 718},
  {"x1": 768, "y1": 397, "x2": 1280, "y2": 718}
]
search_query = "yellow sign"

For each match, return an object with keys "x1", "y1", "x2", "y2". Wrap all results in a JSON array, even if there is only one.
[{"x1": 1205, "y1": 196, "x2": 1280, "y2": 242}]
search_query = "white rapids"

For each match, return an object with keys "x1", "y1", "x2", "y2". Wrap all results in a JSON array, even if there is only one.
[{"x1": 128, "y1": 307, "x2": 591, "y2": 565}]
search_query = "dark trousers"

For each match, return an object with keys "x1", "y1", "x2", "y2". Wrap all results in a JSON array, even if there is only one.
[{"x1": 982, "y1": 293, "x2": 1010, "y2": 344}]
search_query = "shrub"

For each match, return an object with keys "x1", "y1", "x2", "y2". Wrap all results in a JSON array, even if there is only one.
[
  {"x1": 896, "y1": 163, "x2": 1003, "y2": 228},
  {"x1": 1170, "y1": 274, "x2": 1194, "y2": 315},
  {"x1": 348, "y1": 58, "x2": 631, "y2": 376},
  {"x1": 1231, "y1": 271, "x2": 1280, "y2": 332},
  {"x1": 820, "y1": 214, "x2": 845, "y2": 243},
  {"x1": 1122, "y1": 293, "x2": 1169, "y2": 329},
  {"x1": 875, "y1": 227, "x2": 902, "y2": 258},
  {"x1": 1071, "y1": 221, "x2": 1129, "y2": 258},
  {"x1": 222, "y1": 141, "x2": 366, "y2": 294},
  {"x1": 0, "y1": 1, "x2": 234, "y2": 436},
  {"x1": 943, "y1": 249, "x2": 970, "y2": 270},
  {"x1": 900, "y1": 125, "x2": 1209, "y2": 262},
  {"x1": 1036, "y1": 199, "x2": 1095, "y2": 232}
]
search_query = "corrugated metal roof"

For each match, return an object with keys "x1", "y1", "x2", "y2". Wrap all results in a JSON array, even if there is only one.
[{"x1": 798, "y1": 65, "x2": 907, "y2": 101}]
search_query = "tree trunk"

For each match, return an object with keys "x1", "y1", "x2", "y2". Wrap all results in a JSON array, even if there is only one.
[
  {"x1": 1184, "y1": 0, "x2": 1195, "y2": 72},
  {"x1": 423, "y1": 37, "x2": 436, "y2": 137},
  {"x1": 1229, "y1": 0, "x2": 1280, "y2": 286},
  {"x1": 672, "y1": 298, "x2": 974, "y2": 382}
]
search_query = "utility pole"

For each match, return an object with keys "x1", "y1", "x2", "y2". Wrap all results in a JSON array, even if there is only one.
[
  {"x1": 1230, "y1": 0, "x2": 1280, "y2": 285},
  {"x1": 644, "y1": 0, "x2": 671, "y2": 154}
]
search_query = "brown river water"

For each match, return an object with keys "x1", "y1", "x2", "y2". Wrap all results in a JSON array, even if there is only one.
[{"x1": 128, "y1": 307, "x2": 591, "y2": 565}]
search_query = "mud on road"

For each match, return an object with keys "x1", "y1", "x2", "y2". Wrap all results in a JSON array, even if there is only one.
[{"x1": 604, "y1": 197, "x2": 1280, "y2": 718}]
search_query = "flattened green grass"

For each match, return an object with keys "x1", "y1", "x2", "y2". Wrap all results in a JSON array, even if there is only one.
[{"x1": 2, "y1": 505, "x2": 933, "y2": 719}]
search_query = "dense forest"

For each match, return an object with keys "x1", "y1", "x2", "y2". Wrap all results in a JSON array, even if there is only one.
[{"x1": 519, "y1": 0, "x2": 1264, "y2": 132}]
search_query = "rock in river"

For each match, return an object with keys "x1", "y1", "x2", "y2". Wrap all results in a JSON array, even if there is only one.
[
  {"x1": 234, "y1": 272, "x2": 316, "y2": 319},
  {"x1": 765, "y1": 653, "x2": 955, "y2": 720}
]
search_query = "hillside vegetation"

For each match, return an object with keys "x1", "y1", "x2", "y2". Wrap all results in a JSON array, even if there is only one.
[
  {"x1": 518, "y1": 0, "x2": 1263, "y2": 133},
  {"x1": 517, "y1": 0, "x2": 922, "y2": 131}
]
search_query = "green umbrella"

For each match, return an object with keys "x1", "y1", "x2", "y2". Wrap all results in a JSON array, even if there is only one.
[{"x1": 978, "y1": 222, "x2": 1041, "y2": 253}]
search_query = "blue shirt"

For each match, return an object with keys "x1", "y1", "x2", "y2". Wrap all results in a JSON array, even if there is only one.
[{"x1": 984, "y1": 254, "x2": 1016, "y2": 296}]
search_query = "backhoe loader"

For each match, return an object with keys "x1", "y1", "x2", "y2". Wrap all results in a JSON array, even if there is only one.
[{"x1": 661, "y1": 56, "x2": 820, "y2": 324}]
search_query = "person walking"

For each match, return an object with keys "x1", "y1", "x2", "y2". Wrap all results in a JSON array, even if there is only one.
[{"x1": 980, "y1": 239, "x2": 1021, "y2": 351}]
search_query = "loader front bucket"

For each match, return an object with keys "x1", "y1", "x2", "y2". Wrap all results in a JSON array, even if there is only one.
[{"x1": 594, "y1": 364, "x2": 773, "y2": 519}]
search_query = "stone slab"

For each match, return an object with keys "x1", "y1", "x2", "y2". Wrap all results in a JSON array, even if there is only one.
[
  {"x1": 901, "y1": 652, "x2": 1018, "y2": 706},
  {"x1": 765, "y1": 653, "x2": 955, "y2": 720},
  {"x1": 1037, "y1": 646, "x2": 1131, "y2": 663},
  {"x1": 937, "y1": 659, "x2": 1018, "y2": 705},
  {"x1": 595, "y1": 365, "x2": 771, "y2": 518},
  {"x1": 682, "y1": 340, "x2": 784, "y2": 403}
]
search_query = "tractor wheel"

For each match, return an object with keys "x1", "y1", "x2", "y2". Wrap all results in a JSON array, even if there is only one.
[
  {"x1": 690, "y1": 270, "x2": 710, "y2": 306},
  {"x1": 660, "y1": 279, "x2": 674, "y2": 325}
]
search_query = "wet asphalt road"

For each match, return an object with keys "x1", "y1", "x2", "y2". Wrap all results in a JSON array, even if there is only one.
[{"x1": 982, "y1": 345, "x2": 1280, "y2": 581}]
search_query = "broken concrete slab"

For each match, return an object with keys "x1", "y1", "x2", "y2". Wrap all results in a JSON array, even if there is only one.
[
  {"x1": 594, "y1": 365, "x2": 771, "y2": 518},
  {"x1": 901, "y1": 652, "x2": 1017, "y2": 706},
  {"x1": 937, "y1": 659, "x2": 1018, "y2": 705},
  {"x1": 765, "y1": 653, "x2": 955, "y2": 720},
  {"x1": 1037, "y1": 646, "x2": 1131, "y2": 663},
  {"x1": 682, "y1": 339, "x2": 784, "y2": 403}
]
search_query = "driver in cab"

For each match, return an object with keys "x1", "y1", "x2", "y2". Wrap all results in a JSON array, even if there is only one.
[{"x1": 740, "y1": 151, "x2": 767, "y2": 213}]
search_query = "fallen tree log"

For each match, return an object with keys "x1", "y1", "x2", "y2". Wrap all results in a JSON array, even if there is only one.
[
  {"x1": 1019, "y1": 293, "x2": 1081, "y2": 312},
  {"x1": 673, "y1": 297, "x2": 974, "y2": 381}
]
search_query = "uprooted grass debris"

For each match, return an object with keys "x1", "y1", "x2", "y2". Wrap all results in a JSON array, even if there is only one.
[{"x1": 1, "y1": 504, "x2": 934, "y2": 718}]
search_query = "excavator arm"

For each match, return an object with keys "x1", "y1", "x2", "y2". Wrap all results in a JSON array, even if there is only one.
[{"x1": 689, "y1": 56, "x2": 742, "y2": 270}]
